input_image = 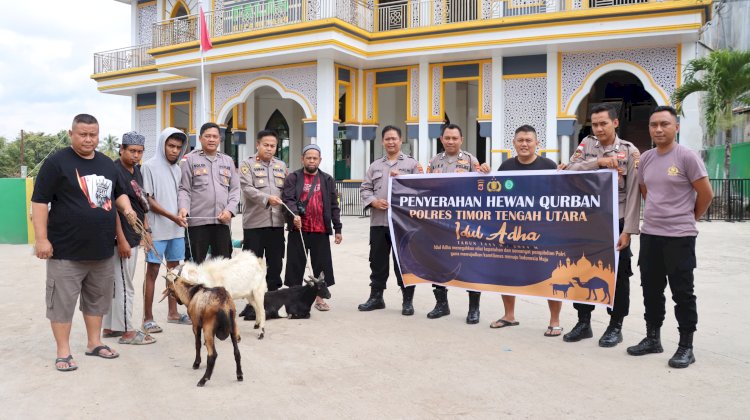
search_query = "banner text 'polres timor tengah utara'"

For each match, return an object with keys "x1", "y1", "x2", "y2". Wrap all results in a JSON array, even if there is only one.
[{"x1": 388, "y1": 170, "x2": 619, "y2": 307}]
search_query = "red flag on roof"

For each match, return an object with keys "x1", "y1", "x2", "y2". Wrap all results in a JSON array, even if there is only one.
[{"x1": 199, "y1": 7, "x2": 212, "y2": 52}]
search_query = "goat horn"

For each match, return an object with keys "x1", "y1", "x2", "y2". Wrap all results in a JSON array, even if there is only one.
[{"x1": 158, "y1": 288, "x2": 170, "y2": 303}]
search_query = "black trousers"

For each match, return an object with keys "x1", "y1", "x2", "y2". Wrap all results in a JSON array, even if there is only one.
[
  {"x1": 243, "y1": 227, "x2": 285, "y2": 291},
  {"x1": 187, "y1": 224, "x2": 232, "y2": 264},
  {"x1": 369, "y1": 226, "x2": 409, "y2": 290},
  {"x1": 574, "y1": 218, "x2": 632, "y2": 321},
  {"x1": 639, "y1": 233, "x2": 698, "y2": 333},
  {"x1": 284, "y1": 231, "x2": 335, "y2": 287}
]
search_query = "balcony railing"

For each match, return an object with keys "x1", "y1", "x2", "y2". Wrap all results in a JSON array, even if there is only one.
[
  {"x1": 93, "y1": 44, "x2": 154, "y2": 74},
  {"x1": 93, "y1": 0, "x2": 668, "y2": 74},
  {"x1": 150, "y1": 0, "x2": 659, "y2": 48}
]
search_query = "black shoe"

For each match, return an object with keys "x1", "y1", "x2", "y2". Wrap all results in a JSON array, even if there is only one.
[
  {"x1": 401, "y1": 287, "x2": 415, "y2": 316},
  {"x1": 626, "y1": 325, "x2": 663, "y2": 355},
  {"x1": 466, "y1": 291, "x2": 480, "y2": 324},
  {"x1": 242, "y1": 304, "x2": 256, "y2": 321},
  {"x1": 668, "y1": 346, "x2": 695, "y2": 368},
  {"x1": 598, "y1": 324, "x2": 623, "y2": 348},
  {"x1": 668, "y1": 331, "x2": 695, "y2": 368},
  {"x1": 358, "y1": 288, "x2": 385, "y2": 311},
  {"x1": 427, "y1": 289, "x2": 450, "y2": 319},
  {"x1": 563, "y1": 321, "x2": 593, "y2": 342}
]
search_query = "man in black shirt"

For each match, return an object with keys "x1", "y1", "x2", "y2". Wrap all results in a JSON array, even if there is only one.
[
  {"x1": 491, "y1": 125, "x2": 563, "y2": 337},
  {"x1": 32, "y1": 114, "x2": 139, "y2": 371},
  {"x1": 102, "y1": 132, "x2": 156, "y2": 345}
]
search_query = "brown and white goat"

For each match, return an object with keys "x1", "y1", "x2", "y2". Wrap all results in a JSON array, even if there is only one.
[{"x1": 162, "y1": 274, "x2": 243, "y2": 387}]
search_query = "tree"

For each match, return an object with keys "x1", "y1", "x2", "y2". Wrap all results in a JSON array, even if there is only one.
[
  {"x1": 0, "y1": 131, "x2": 70, "y2": 178},
  {"x1": 98, "y1": 134, "x2": 119, "y2": 160},
  {"x1": 672, "y1": 49, "x2": 750, "y2": 178}
]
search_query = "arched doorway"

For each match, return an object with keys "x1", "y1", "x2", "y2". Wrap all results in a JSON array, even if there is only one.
[
  {"x1": 574, "y1": 71, "x2": 657, "y2": 153},
  {"x1": 265, "y1": 109, "x2": 290, "y2": 166},
  {"x1": 248, "y1": 86, "x2": 305, "y2": 171}
]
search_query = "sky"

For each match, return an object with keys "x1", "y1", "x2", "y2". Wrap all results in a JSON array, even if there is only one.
[{"x1": 0, "y1": 1, "x2": 132, "y2": 141}]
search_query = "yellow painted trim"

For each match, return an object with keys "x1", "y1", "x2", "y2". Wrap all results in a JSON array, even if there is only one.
[
  {"x1": 211, "y1": 75, "x2": 316, "y2": 123},
  {"x1": 98, "y1": 75, "x2": 187, "y2": 91},
  {"x1": 502, "y1": 73, "x2": 547, "y2": 79},
  {"x1": 212, "y1": 61, "x2": 316, "y2": 78},
  {"x1": 557, "y1": 113, "x2": 578, "y2": 119},
  {"x1": 563, "y1": 59, "x2": 671, "y2": 115},
  {"x1": 538, "y1": 149, "x2": 560, "y2": 154},
  {"x1": 166, "y1": 88, "x2": 194, "y2": 133},
  {"x1": 557, "y1": 52, "x2": 563, "y2": 115},
  {"x1": 491, "y1": 149, "x2": 513, "y2": 159},
  {"x1": 138, "y1": 1, "x2": 156, "y2": 8},
  {"x1": 442, "y1": 76, "x2": 478, "y2": 83},
  {"x1": 147, "y1": 4, "x2": 708, "y2": 58},
  {"x1": 26, "y1": 177, "x2": 34, "y2": 244},
  {"x1": 676, "y1": 43, "x2": 682, "y2": 88},
  {"x1": 91, "y1": 66, "x2": 158, "y2": 81},
  {"x1": 136, "y1": 105, "x2": 156, "y2": 110}
]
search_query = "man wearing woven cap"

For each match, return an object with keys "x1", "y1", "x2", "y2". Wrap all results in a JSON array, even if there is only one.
[
  {"x1": 282, "y1": 143, "x2": 342, "y2": 311},
  {"x1": 102, "y1": 132, "x2": 156, "y2": 345}
]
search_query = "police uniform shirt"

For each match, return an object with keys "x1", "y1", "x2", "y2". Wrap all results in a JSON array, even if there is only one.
[
  {"x1": 361, "y1": 154, "x2": 423, "y2": 227},
  {"x1": 427, "y1": 150, "x2": 481, "y2": 174},
  {"x1": 567, "y1": 135, "x2": 641, "y2": 234},
  {"x1": 239, "y1": 156, "x2": 288, "y2": 229},
  {"x1": 177, "y1": 149, "x2": 240, "y2": 227}
]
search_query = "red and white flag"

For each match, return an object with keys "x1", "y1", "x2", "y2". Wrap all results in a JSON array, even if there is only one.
[{"x1": 199, "y1": 6, "x2": 212, "y2": 52}]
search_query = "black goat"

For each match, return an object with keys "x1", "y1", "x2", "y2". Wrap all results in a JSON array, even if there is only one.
[{"x1": 264, "y1": 273, "x2": 331, "y2": 319}]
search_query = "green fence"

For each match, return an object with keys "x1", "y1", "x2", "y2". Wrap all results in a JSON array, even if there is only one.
[
  {"x1": 0, "y1": 178, "x2": 33, "y2": 244},
  {"x1": 705, "y1": 142, "x2": 750, "y2": 179}
]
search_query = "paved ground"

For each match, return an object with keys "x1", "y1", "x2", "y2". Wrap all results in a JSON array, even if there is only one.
[{"x1": 0, "y1": 217, "x2": 748, "y2": 419}]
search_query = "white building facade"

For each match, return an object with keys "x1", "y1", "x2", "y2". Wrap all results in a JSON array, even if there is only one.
[{"x1": 95, "y1": 0, "x2": 712, "y2": 178}]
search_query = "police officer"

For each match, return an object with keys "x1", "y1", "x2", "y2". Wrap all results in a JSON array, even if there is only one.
[
  {"x1": 358, "y1": 125, "x2": 424, "y2": 315},
  {"x1": 426, "y1": 123, "x2": 491, "y2": 324},
  {"x1": 178, "y1": 122, "x2": 240, "y2": 264},
  {"x1": 561, "y1": 103, "x2": 641, "y2": 347},
  {"x1": 238, "y1": 129, "x2": 288, "y2": 320}
]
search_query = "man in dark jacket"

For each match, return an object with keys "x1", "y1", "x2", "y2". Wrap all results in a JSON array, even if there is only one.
[{"x1": 282, "y1": 144, "x2": 342, "y2": 311}]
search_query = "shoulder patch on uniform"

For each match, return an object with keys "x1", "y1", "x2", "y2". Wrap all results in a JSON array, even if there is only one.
[{"x1": 240, "y1": 165, "x2": 249, "y2": 174}]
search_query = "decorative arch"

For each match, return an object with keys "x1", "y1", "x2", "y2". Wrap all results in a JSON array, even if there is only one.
[
  {"x1": 170, "y1": 0, "x2": 190, "y2": 18},
  {"x1": 215, "y1": 77, "x2": 314, "y2": 124},
  {"x1": 564, "y1": 61, "x2": 669, "y2": 117}
]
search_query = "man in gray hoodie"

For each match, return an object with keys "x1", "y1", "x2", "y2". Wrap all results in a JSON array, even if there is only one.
[{"x1": 140, "y1": 128, "x2": 190, "y2": 334}]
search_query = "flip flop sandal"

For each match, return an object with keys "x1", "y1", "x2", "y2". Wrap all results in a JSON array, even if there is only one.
[
  {"x1": 490, "y1": 319, "x2": 520, "y2": 329},
  {"x1": 85, "y1": 345, "x2": 119, "y2": 359},
  {"x1": 314, "y1": 301, "x2": 330, "y2": 311},
  {"x1": 167, "y1": 313, "x2": 192, "y2": 324},
  {"x1": 55, "y1": 355, "x2": 78, "y2": 372},
  {"x1": 143, "y1": 321, "x2": 163, "y2": 334},
  {"x1": 544, "y1": 326, "x2": 564, "y2": 337},
  {"x1": 119, "y1": 331, "x2": 157, "y2": 345}
]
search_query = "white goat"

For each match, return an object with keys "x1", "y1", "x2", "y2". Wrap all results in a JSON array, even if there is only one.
[{"x1": 166, "y1": 251, "x2": 268, "y2": 339}]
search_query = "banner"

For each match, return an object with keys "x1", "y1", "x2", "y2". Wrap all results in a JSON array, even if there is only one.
[{"x1": 389, "y1": 170, "x2": 619, "y2": 307}]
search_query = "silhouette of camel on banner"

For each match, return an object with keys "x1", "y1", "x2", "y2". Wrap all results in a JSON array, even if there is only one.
[{"x1": 572, "y1": 276, "x2": 611, "y2": 304}]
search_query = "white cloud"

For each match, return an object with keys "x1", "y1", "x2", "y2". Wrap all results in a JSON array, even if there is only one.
[{"x1": 0, "y1": 1, "x2": 133, "y2": 140}]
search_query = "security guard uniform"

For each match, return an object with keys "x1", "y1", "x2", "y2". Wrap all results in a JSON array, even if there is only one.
[
  {"x1": 564, "y1": 135, "x2": 641, "y2": 346},
  {"x1": 178, "y1": 149, "x2": 240, "y2": 263},
  {"x1": 426, "y1": 150, "x2": 483, "y2": 323},
  {"x1": 358, "y1": 153, "x2": 423, "y2": 315},
  {"x1": 239, "y1": 155, "x2": 288, "y2": 292}
]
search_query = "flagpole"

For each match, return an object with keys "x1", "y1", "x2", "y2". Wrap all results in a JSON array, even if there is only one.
[{"x1": 200, "y1": 9, "x2": 207, "y2": 130}]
